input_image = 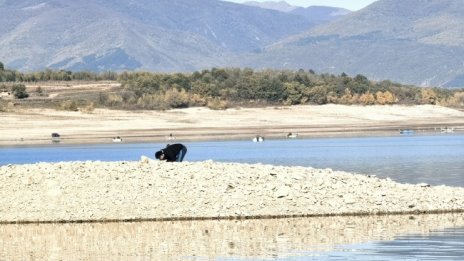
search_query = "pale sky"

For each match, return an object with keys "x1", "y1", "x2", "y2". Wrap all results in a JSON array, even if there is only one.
[{"x1": 224, "y1": 0, "x2": 378, "y2": 11}]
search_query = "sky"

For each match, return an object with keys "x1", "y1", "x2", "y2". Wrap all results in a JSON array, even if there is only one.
[{"x1": 224, "y1": 0, "x2": 378, "y2": 11}]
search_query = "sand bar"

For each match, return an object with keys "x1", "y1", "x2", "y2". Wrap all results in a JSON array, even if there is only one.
[{"x1": 1, "y1": 159, "x2": 463, "y2": 223}]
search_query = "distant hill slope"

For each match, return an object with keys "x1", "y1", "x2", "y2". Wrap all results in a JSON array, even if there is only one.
[
  {"x1": 239, "y1": 0, "x2": 464, "y2": 87},
  {"x1": 243, "y1": 1, "x2": 298, "y2": 12},
  {"x1": 243, "y1": 1, "x2": 350, "y2": 24},
  {"x1": 2, "y1": 0, "x2": 464, "y2": 88},
  {"x1": 0, "y1": 0, "x2": 313, "y2": 71},
  {"x1": 290, "y1": 6, "x2": 351, "y2": 24}
]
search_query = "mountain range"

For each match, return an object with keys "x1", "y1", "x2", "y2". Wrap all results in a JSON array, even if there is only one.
[
  {"x1": 239, "y1": 0, "x2": 464, "y2": 87},
  {"x1": 243, "y1": 1, "x2": 351, "y2": 24},
  {"x1": 0, "y1": 0, "x2": 317, "y2": 71},
  {"x1": 1, "y1": 0, "x2": 463, "y2": 87}
]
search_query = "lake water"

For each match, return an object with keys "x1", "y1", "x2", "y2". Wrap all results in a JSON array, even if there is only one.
[
  {"x1": 1, "y1": 134, "x2": 463, "y2": 186},
  {"x1": 1, "y1": 214, "x2": 464, "y2": 260},
  {"x1": 1, "y1": 134, "x2": 464, "y2": 260}
]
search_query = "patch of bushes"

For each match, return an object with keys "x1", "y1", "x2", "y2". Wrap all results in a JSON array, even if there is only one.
[
  {"x1": 59, "y1": 100, "x2": 78, "y2": 111},
  {"x1": 11, "y1": 84, "x2": 29, "y2": 99}
]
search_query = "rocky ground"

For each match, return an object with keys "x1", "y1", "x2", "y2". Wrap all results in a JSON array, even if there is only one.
[{"x1": 1, "y1": 158, "x2": 463, "y2": 223}]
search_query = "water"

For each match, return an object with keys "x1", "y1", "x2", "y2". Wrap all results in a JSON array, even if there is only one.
[
  {"x1": 1, "y1": 134, "x2": 464, "y2": 260},
  {"x1": 1, "y1": 214, "x2": 464, "y2": 260},
  {"x1": 1, "y1": 134, "x2": 463, "y2": 186}
]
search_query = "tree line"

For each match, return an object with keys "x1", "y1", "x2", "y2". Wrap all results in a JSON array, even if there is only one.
[
  {"x1": 114, "y1": 68, "x2": 464, "y2": 109},
  {"x1": 0, "y1": 63, "x2": 117, "y2": 82},
  {"x1": 1, "y1": 61, "x2": 463, "y2": 109}
]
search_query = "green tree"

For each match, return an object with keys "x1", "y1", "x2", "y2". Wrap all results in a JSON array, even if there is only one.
[
  {"x1": 0, "y1": 62, "x2": 4, "y2": 71},
  {"x1": 307, "y1": 86, "x2": 328, "y2": 104},
  {"x1": 283, "y1": 82, "x2": 303, "y2": 105}
]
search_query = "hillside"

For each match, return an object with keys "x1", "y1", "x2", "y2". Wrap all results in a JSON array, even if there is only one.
[
  {"x1": 0, "y1": 0, "x2": 312, "y2": 72},
  {"x1": 2, "y1": 0, "x2": 464, "y2": 87},
  {"x1": 239, "y1": 0, "x2": 464, "y2": 87},
  {"x1": 243, "y1": 1, "x2": 351, "y2": 24},
  {"x1": 243, "y1": 1, "x2": 298, "y2": 12}
]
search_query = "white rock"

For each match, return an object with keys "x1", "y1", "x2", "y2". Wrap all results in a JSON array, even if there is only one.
[
  {"x1": 275, "y1": 187, "x2": 290, "y2": 198},
  {"x1": 140, "y1": 155, "x2": 152, "y2": 164}
]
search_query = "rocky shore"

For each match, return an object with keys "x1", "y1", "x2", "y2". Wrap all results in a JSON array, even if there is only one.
[{"x1": 1, "y1": 159, "x2": 464, "y2": 223}]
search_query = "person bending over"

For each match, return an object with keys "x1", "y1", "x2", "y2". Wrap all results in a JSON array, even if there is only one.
[{"x1": 155, "y1": 143, "x2": 187, "y2": 162}]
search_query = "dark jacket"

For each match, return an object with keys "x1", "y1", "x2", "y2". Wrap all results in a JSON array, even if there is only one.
[{"x1": 161, "y1": 144, "x2": 185, "y2": 162}]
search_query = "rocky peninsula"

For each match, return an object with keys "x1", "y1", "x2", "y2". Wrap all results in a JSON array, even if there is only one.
[{"x1": 1, "y1": 159, "x2": 464, "y2": 223}]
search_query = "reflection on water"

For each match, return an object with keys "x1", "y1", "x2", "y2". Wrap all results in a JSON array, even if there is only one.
[{"x1": 1, "y1": 213, "x2": 463, "y2": 260}]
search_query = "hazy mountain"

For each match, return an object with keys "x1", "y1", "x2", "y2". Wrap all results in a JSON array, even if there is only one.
[
  {"x1": 0, "y1": 0, "x2": 313, "y2": 71},
  {"x1": 2, "y1": 0, "x2": 463, "y2": 88},
  {"x1": 290, "y1": 6, "x2": 351, "y2": 24},
  {"x1": 242, "y1": 1, "x2": 350, "y2": 24},
  {"x1": 242, "y1": 1, "x2": 297, "y2": 12},
  {"x1": 239, "y1": 0, "x2": 464, "y2": 87}
]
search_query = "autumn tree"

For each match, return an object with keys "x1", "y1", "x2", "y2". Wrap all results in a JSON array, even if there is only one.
[
  {"x1": 375, "y1": 91, "x2": 396, "y2": 105},
  {"x1": 420, "y1": 88, "x2": 437, "y2": 105},
  {"x1": 359, "y1": 91, "x2": 376, "y2": 105}
]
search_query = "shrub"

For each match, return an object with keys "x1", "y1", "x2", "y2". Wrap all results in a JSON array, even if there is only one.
[
  {"x1": 81, "y1": 102, "x2": 95, "y2": 113},
  {"x1": 359, "y1": 91, "x2": 376, "y2": 105},
  {"x1": 339, "y1": 88, "x2": 354, "y2": 104},
  {"x1": 137, "y1": 94, "x2": 165, "y2": 110},
  {"x1": 163, "y1": 88, "x2": 189, "y2": 108},
  {"x1": 105, "y1": 93, "x2": 124, "y2": 107},
  {"x1": 59, "y1": 100, "x2": 78, "y2": 111},
  {"x1": 307, "y1": 85, "x2": 328, "y2": 104},
  {"x1": 36, "y1": 86, "x2": 44, "y2": 96},
  {"x1": 207, "y1": 98, "x2": 228, "y2": 110},
  {"x1": 11, "y1": 84, "x2": 29, "y2": 99},
  {"x1": 375, "y1": 91, "x2": 397, "y2": 105},
  {"x1": 419, "y1": 88, "x2": 437, "y2": 105},
  {"x1": 283, "y1": 82, "x2": 303, "y2": 105}
]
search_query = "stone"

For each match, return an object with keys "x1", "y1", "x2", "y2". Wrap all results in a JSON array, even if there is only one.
[
  {"x1": 275, "y1": 187, "x2": 290, "y2": 198},
  {"x1": 140, "y1": 155, "x2": 151, "y2": 164}
]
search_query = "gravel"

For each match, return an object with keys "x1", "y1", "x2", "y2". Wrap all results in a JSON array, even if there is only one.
[{"x1": 1, "y1": 158, "x2": 463, "y2": 223}]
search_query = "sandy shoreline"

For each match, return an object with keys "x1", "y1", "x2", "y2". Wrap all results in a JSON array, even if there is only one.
[
  {"x1": 1, "y1": 159, "x2": 464, "y2": 223},
  {"x1": 1, "y1": 104, "x2": 463, "y2": 145}
]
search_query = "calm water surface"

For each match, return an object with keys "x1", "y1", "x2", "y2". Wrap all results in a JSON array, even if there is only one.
[
  {"x1": 1, "y1": 134, "x2": 463, "y2": 186},
  {"x1": 1, "y1": 214, "x2": 464, "y2": 260},
  {"x1": 1, "y1": 134, "x2": 463, "y2": 260}
]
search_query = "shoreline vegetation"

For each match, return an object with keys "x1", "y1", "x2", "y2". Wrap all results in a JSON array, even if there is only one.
[
  {"x1": 1, "y1": 160, "x2": 464, "y2": 223},
  {"x1": 1, "y1": 67, "x2": 464, "y2": 112},
  {"x1": 1, "y1": 66, "x2": 463, "y2": 146}
]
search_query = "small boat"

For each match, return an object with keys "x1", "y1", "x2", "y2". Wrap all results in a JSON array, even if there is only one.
[
  {"x1": 112, "y1": 136, "x2": 123, "y2": 142},
  {"x1": 287, "y1": 132, "x2": 298, "y2": 139},
  {"x1": 441, "y1": 127, "x2": 454, "y2": 133},
  {"x1": 253, "y1": 135, "x2": 264, "y2": 142},
  {"x1": 399, "y1": 129, "x2": 415, "y2": 135},
  {"x1": 51, "y1": 132, "x2": 61, "y2": 143}
]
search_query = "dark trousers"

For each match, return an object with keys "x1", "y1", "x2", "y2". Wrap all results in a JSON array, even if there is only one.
[{"x1": 176, "y1": 145, "x2": 187, "y2": 162}]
